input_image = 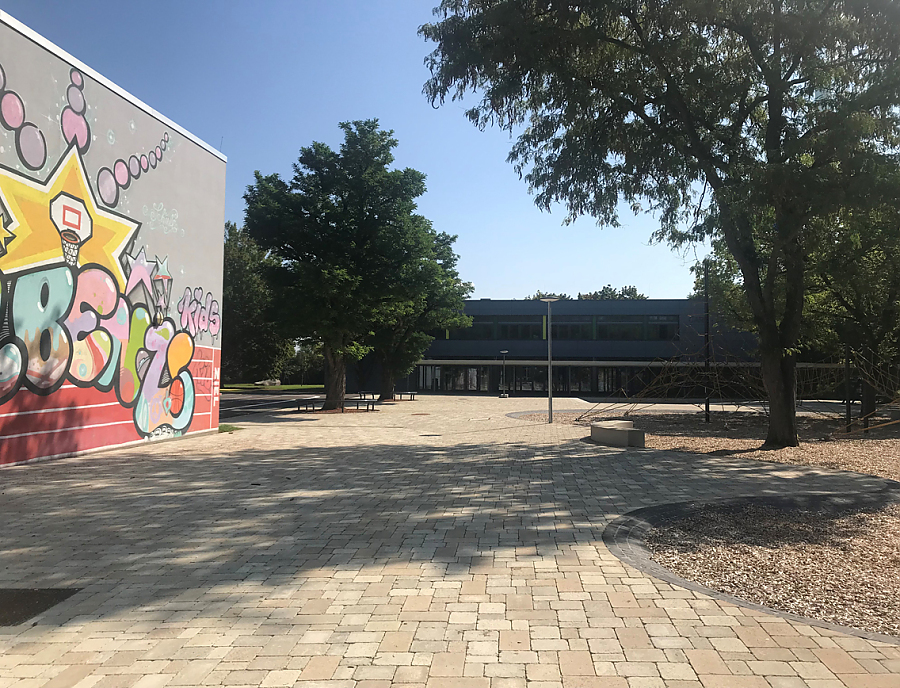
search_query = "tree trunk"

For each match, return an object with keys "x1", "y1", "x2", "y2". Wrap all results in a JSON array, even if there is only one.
[
  {"x1": 718, "y1": 204, "x2": 804, "y2": 449},
  {"x1": 378, "y1": 365, "x2": 395, "y2": 402},
  {"x1": 322, "y1": 343, "x2": 345, "y2": 410},
  {"x1": 760, "y1": 346, "x2": 799, "y2": 447},
  {"x1": 861, "y1": 379, "x2": 877, "y2": 423}
]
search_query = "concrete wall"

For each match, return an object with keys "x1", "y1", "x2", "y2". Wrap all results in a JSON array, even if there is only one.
[{"x1": 0, "y1": 13, "x2": 226, "y2": 466}]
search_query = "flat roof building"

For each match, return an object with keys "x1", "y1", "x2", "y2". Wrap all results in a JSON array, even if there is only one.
[{"x1": 350, "y1": 298, "x2": 757, "y2": 397}]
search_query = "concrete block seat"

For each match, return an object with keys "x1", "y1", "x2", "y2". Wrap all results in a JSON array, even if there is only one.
[{"x1": 590, "y1": 419, "x2": 645, "y2": 448}]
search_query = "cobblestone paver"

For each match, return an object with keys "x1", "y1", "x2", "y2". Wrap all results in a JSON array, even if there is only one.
[{"x1": 1, "y1": 395, "x2": 899, "y2": 688}]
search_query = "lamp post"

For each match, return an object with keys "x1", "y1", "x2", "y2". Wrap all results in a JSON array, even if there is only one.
[
  {"x1": 499, "y1": 350, "x2": 509, "y2": 398},
  {"x1": 540, "y1": 297, "x2": 559, "y2": 423}
]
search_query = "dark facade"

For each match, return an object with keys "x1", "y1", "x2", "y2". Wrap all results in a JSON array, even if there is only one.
[{"x1": 349, "y1": 299, "x2": 758, "y2": 397}]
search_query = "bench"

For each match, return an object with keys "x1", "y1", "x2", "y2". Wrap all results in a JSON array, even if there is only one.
[
  {"x1": 345, "y1": 398, "x2": 376, "y2": 411},
  {"x1": 590, "y1": 420, "x2": 645, "y2": 448},
  {"x1": 393, "y1": 391, "x2": 417, "y2": 401},
  {"x1": 357, "y1": 391, "x2": 377, "y2": 399},
  {"x1": 298, "y1": 398, "x2": 376, "y2": 412}
]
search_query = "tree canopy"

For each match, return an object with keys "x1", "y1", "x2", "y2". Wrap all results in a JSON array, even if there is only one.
[
  {"x1": 244, "y1": 120, "x2": 463, "y2": 408},
  {"x1": 526, "y1": 286, "x2": 646, "y2": 300},
  {"x1": 421, "y1": 0, "x2": 900, "y2": 446},
  {"x1": 220, "y1": 222, "x2": 295, "y2": 384},
  {"x1": 579, "y1": 285, "x2": 647, "y2": 300},
  {"x1": 526, "y1": 291, "x2": 574, "y2": 301},
  {"x1": 369, "y1": 231, "x2": 472, "y2": 399}
]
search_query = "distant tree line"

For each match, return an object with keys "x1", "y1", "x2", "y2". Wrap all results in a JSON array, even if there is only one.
[{"x1": 526, "y1": 286, "x2": 647, "y2": 301}]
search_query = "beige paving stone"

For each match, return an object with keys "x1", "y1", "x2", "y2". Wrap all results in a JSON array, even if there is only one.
[
  {"x1": 0, "y1": 395, "x2": 896, "y2": 688},
  {"x1": 429, "y1": 653, "x2": 466, "y2": 677},
  {"x1": 561, "y1": 678, "x2": 628, "y2": 687},
  {"x1": 838, "y1": 675, "x2": 900, "y2": 687},
  {"x1": 298, "y1": 656, "x2": 340, "y2": 681},
  {"x1": 558, "y1": 651, "x2": 596, "y2": 676},
  {"x1": 40, "y1": 666, "x2": 100, "y2": 688},
  {"x1": 425, "y1": 679, "x2": 489, "y2": 688},
  {"x1": 685, "y1": 650, "x2": 730, "y2": 675},
  {"x1": 499, "y1": 631, "x2": 530, "y2": 652},
  {"x1": 395, "y1": 666, "x2": 429, "y2": 682},
  {"x1": 812, "y1": 648, "x2": 868, "y2": 675}
]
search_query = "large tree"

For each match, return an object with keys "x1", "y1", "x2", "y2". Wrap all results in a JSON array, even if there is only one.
[
  {"x1": 244, "y1": 120, "x2": 440, "y2": 409},
  {"x1": 696, "y1": 202, "x2": 900, "y2": 419},
  {"x1": 421, "y1": 0, "x2": 900, "y2": 447},
  {"x1": 221, "y1": 222, "x2": 295, "y2": 384},
  {"x1": 807, "y1": 206, "x2": 900, "y2": 416},
  {"x1": 370, "y1": 231, "x2": 472, "y2": 400}
]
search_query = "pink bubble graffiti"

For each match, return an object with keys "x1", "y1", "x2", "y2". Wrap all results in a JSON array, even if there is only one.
[{"x1": 96, "y1": 132, "x2": 171, "y2": 208}]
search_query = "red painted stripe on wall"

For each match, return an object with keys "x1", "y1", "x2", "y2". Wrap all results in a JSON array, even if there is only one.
[
  {"x1": 0, "y1": 347, "x2": 220, "y2": 466},
  {"x1": 1, "y1": 420, "x2": 138, "y2": 465}
]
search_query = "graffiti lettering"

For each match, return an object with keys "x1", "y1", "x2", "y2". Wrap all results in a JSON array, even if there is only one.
[
  {"x1": 0, "y1": 52, "x2": 224, "y2": 464},
  {"x1": 0, "y1": 260, "x2": 212, "y2": 439},
  {"x1": 177, "y1": 287, "x2": 221, "y2": 339},
  {"x1": 141, "y1": 201, "x2": 183, "y2": 235},
  {"x1": 12, "y1": 267, "x2": 74, "y2": 392}
]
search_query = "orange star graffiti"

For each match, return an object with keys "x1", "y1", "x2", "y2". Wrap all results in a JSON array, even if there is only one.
[{"x1": 0, "y1": 146, "x2": 139, "y2": 289}]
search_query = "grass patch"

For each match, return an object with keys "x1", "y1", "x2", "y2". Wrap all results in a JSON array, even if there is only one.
[
  {"x1": 218, "y1": 424, "x2": 243, "y2": 433},
  {"x1": 221, "y1": 384, "x2": 324, "y2": 394}
]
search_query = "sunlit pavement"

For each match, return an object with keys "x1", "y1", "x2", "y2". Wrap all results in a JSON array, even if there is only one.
[{"x1": 1, "y1": 394, "x2": 898, "y2": 688}]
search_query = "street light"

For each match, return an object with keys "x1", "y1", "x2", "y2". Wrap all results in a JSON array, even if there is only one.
[
  {"x1": 540, "y1": 297, "x2": 559, "y2": 423},
  {"x1": 499, "y1": 350, "x2": 509, "y2": 398}
]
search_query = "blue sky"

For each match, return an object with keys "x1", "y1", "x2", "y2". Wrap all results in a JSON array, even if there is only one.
[{"x1": 6, "y1": 0, "x2": 707, "y2": 299}]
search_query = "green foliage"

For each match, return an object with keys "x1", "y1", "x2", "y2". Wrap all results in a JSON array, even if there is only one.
[
  {"x1": 244, "y1": 120, "x2": 449, "y2": 407},
  {"x1": 527, "y1": 286, "x2": 646, "y2": 300},
  {"x1": 421, "y1": 0, "x2": 900, "y2": 446},
  {"x1": 806, "y1": 206, "x2": 900, "y2": 368},
  {"x1": 221, "y1": 222, "x2": 295, "y2": 384},
  {"x1": 280, "y1": 341, "x2": 325, "y2": 385},
  {"x1": 370, "y1": 231, "x2": 472, "y2": 397},
  {"x1": 578, "y1": 285, "x2": 647, "y2": 300},
  {"x1": 526, "y1": 291, "x2": 573, "y2": 300}
]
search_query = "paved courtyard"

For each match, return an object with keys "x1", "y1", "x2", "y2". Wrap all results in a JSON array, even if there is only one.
[{"x1": 1, "y1": 395, "x2": 899, "y2": 688}]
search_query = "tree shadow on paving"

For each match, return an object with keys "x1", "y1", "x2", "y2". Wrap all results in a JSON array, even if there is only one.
[{"x1": 0, "y1": 435, "x2": 895, "y2": 626}]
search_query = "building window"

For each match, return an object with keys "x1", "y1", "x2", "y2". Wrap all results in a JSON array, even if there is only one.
[
  {"x1": 449, "y1": 316, "x2": 495, "y2": 340},
  {"x1": 647, "y1": 315, "x2": 679, "y2": 341},
  {"x1": 498, "y1": 316, "x2": 543, "y2": 340},
  {"x1": 597, "y1": 315, "x2": 645, "y2": 341},
  {"x1": 569, "y1": 366, "x2": 592, "y2": 392},
  {"x1": 551, "y1": 315, "x2": 593, "y2": 340},
  {"x1": 595, "y1": 315, "x2": 681, "y2": 341}
]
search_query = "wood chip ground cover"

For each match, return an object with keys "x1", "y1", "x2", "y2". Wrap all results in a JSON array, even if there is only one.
[
  {"x1": 518, "y1": 408, "x2": 900, "y2": 636},
  {"x1": 646, "y1": 502, "x2": 900, "y2": 637}
]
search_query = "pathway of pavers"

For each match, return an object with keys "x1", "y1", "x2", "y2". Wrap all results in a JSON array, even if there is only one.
[{"x1": 1, "y1": 395, "x2": 899, "y2": 688}]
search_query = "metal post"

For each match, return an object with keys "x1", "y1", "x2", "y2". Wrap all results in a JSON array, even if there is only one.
[
  {"x1": 845, "y1": 344, "x2": 852, "y2": 433},
  {"x1": 500, "y1": 350, "x2": 508, "y2": 398},
  {"x1": 548, "y1": 301, "x2": 553, "y2": 423},
  {"x1": 540, "y1": 298, "x2": 559, "y2": 423},
  {"x1": 704, "y1": 260, "x2": 711, "y2": 423}
]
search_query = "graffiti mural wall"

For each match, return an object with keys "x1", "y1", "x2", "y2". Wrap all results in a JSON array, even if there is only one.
[{"x1": 0, "y1": 13, "x2": 226, "y2": 466}]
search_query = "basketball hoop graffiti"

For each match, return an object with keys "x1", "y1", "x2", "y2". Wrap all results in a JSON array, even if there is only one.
[
  {"x1": 0, "y1": 53, "x2": 222, "y2": 451},
  {"x1": 51, "y1": 195, "x2": 92, "y2": 267}
]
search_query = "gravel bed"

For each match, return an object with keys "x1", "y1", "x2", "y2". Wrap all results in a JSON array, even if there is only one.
[
  {"x1": 646, "y1": 502, "x2": 900, "y2": 637},
  {"x1": 519, "y1": 410, "x2": 900, "y2": 482},
  {"x1": 518, "y1": 408, "x2": 900, "y2": 635}
]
